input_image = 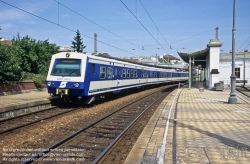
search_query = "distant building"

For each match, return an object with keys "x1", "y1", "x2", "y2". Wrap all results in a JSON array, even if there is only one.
[
  {"x1": 0, "y1": 38, "x2": 12, "y2": 45},
  {"x1": 58, "y1": 45, "x2": 72, "y2": 52},
  {"x1": 219, "y1": 49, "x2": 250, "y2": 85},
  {"x1": 123, "y1": 57, "x2": 139, "y2": 63},
  {"x1": 138, "y1": 57, "x2": 156, "y2": 65},
  {"x1": 163, "y1": 54, "x2": 180, "y2": 64},
  {"x1": 137, "y1": 54, "x2": 186, "y2": 69},
  {"x1": 97, "y1": 53, "x2": 111, "y2": 57}
]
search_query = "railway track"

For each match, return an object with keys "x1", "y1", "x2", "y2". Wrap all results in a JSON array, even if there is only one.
[
  {"x1": 236, "y1": 87, "x2": 250, "y2": 103},
  {"x1": 0, "y1": 106, "x2": 80, "y2": 135},
  {"x1": 22, "y1": 84, "x2": 178, "y2": 164},
  {"x1": 236, "y1": 87, "x2": 250, "y2": 97}
]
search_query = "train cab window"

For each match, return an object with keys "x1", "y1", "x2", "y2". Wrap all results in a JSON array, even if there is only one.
[
  {"x1": 91, "y1": 64, "x2": 95, "y2": 74},
  {"x1": 108, "y1": 67, "x2": 113, "y2": 79},
  {"x1": 100, "y1": 67, "x2": 106, "y2": 79},
  {"x1": 127, "y1": 69, "x2": 130, "y2": 78},
  {"x1": 51, "y1": 62, "x2": 80, "y2": 76},
  {"x1": 122, "y1": 69, "x2": 126, "y2": 78}
]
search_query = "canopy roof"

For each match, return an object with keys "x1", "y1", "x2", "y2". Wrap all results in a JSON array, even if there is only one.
[{"x1": 177, "y1": 48, "x2": 209, "y2": 68}]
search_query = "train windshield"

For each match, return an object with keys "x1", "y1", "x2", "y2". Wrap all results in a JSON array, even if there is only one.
[{"x1": 51, "y1": 63, "x2": 81, "y2": 76}]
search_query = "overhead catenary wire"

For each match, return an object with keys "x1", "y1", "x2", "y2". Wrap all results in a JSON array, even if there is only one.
[
  {"x1": 53, "y1": 0, "x2": 154, "y2": 55},
  {"x1": 237, "y1": 36, "x2": 250, "y2": 51},
  {"x1": 243, "y1": 43, "x2": 250, "y2": 50},
  {"x1": 138, "y1": 29, "x2": 214, "y2": 48},
  {"x1": 138, "y1": 0, "x2": 169, "y2": 46},
  {"x1": 119, "y1": 0, "x2": 168, "y2": 53},
  {"x1": 170, "y1": 29, "x2": 214, "y2": 44},
  {"x1": 0, "y1": 0, "x2": 139, "y2": 56}
]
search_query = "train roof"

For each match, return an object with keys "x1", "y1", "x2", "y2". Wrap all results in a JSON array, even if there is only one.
[{"x1": 52, "y1": 52, "x2": 188, "y2": 72}]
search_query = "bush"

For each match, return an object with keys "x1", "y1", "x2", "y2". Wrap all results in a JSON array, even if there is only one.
[{"x1": 23, "y1": 72, "x2": 46, "y2": 89}]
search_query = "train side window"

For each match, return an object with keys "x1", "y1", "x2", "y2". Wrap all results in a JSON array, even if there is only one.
[
  {"x1": 108, "y1": 67, "x2": 113, "y2": 79},
  {"x1": 127, "y1": 69, "x2": 130, "y2": 78},
  {"x1": 152, "y1": 72, "x2": 157, "y2": 78},
  {"x1": 142, "y1": 71, "x2": 147, "y2": 78},
  {"x1": 135, "y1": 70, "x2": 137, "y2": 78},
  {"x1": 122, "y1": 69, "x2": 126, "y2": 78},
  {"x1": 100, "y1": 66, "x2": 106, "y2": 79},
  {"x1": 91, "y1": 64, "x2": 95, "y2": 74},
  {"x1": 131, "y1": 70, "x2": 134, "y2": 78}
]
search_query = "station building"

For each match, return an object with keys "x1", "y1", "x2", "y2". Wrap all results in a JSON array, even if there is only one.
[{"x1": 177, "y1": 28, "x2": 250, "y2": 88}]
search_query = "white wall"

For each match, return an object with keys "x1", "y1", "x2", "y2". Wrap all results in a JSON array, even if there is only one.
[
  {"x1": 219, "y1": 58, "x2": 250, "y2": 85},
  {"x1": 206, "y1": 47, "x2": 220, "y2": 88}
]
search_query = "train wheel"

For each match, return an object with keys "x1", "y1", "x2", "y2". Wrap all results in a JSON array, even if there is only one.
[{"x1": 62, "y1": 95, "x2": 71, "y2": 103}]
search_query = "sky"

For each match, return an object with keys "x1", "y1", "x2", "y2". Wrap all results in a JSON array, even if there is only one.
[{"x1": 0, "y1": 0, "x2": 250, "y2": 60}]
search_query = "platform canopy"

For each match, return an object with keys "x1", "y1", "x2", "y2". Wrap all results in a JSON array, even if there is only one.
[{"x1": 177, "y1": 48, "x2": 209, "y2": 68}]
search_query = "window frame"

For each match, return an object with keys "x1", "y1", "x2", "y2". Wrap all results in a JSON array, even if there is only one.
[
  {"x1": 107, "y1": 67, "x2": 113, "y2": 79},
  {"x1": 122, "y1": 69, "x2": 126, "y2": 78},
  {"x1": 130, "y1": 70, "x2": 134, "y2": 78},
  {"x1": 99, "y1": 66, "x2": 106, "y2": 79},
  {"x1": 127, "y1": 69, "x2": 130, "y2": 78},
  {"x1": 235, "y1": 67, "x2": 240, "y2": 78}
]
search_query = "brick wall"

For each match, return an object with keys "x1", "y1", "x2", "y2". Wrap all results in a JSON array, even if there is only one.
[{"x1": 0, "y1": 81, "x2": 46, "y2": 93}]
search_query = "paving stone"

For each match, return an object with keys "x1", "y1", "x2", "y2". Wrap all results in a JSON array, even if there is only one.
[{"x1": 125, "y1": 88, "x2": 250, "y2": 163}]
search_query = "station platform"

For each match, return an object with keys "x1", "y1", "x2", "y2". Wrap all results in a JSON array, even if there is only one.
[
  {"x1": 0, "y1": 90, "x2": 54, "y2": 115},
  {"x1": 125, "y1": 87, "x2": 250, "y2": 164}
]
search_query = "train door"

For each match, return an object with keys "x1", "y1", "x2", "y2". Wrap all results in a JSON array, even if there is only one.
[{"x1": 115, "y1": 67, "x2": 120, "y2": 88}]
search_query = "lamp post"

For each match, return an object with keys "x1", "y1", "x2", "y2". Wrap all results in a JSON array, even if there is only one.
[
  {"x1": 243, "y1": 50, "x2": 246, "y2": 87},
  {"x1": 189, "y1": 51, "x2": 192, "y2": 89},
  {"x1": 228, "y1": 0, "x2": 237, "y2": 104}
]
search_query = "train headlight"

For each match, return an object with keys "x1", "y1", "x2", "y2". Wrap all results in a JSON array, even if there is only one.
[
  {"x1": 47, "y1": 82, "x2": 54, "y2": 87},
  {"x1": 73, "y1": 83, "x2": 79, "y2": 88}
]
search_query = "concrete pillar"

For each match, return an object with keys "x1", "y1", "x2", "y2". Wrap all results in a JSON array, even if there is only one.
[{"x1": 207, "y1": 38, "x2": 222, "y2": 88}]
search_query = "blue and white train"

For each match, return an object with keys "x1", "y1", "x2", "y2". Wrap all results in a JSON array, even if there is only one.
[{"x1": 46, "y1": 52, "x2": 188, "y2": 103}]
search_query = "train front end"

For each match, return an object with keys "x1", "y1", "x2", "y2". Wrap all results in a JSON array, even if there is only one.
[{"x1": 46, "y1": 52, "x2": 87, "y2": 102}]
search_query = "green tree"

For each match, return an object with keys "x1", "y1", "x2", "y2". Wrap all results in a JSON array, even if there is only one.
[
  {"x1": 71, "y1": 29, "x2": 86, "y2": 52},
  {"x1": 0, "y1": 44, "x2": 23, "y2": 82},
  {"x1": 0, "y1": 33, "x2": 58, "y2": 85},
  {"x1": 11, "y1": 33, "x2": 58, "y2": 75}
]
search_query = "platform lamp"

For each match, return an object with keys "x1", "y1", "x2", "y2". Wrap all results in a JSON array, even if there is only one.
[
  {"x1": 188, "y1": 51, "x2": 192, "y2": 89},
  {"x1": 243, "y1": 49, "x2": 247, "y2": 87},
  {"x1": 228, "y1": 0, "x2": 237, "y2": 104}
]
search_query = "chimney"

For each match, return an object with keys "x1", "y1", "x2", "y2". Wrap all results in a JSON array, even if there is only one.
[{"x1": 215, "y1": 27, "x2": 219, "y2": 39}]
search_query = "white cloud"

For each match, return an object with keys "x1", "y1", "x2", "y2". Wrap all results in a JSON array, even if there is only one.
[
  {"x1": 62, "y1": 14, "x2": 70, "y2": 18},
  {"x1": 0, "y1": 1, "x2": 49, "y2": 21},
  {"x1": 1, "y1": 23, "x2": 15, "y2": 29},
  {"x1": 0, "y1": 8, "x2": 27, "y2": 20}
]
